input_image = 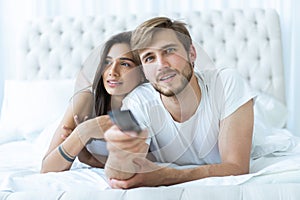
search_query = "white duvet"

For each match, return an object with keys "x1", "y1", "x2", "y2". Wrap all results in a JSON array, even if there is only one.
[
  {"x1": 1, "y1": 135, "x2": 300, "y2": 194},
  {"x1": 1, "y1": 108, "x2": 300, "y2": 199}
]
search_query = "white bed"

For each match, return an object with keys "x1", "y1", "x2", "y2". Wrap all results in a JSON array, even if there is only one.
[{"x1": 1, "y1": 9, "x2": 300, "y2": 200}]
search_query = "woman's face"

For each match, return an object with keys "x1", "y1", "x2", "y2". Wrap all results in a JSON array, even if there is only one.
[{"x1": 103, "y1": 43, "x2": 142, "y2": 97}]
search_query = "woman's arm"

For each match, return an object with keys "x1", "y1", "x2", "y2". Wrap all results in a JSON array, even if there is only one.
[
  {"x1": 77, "y1": 147, "x2": 106, "y2": 168},
  {"x1": 61, "y1": 122, "x2": 107, "y2": 168},
  {"x1": 41, "y1": 91, "x2": 113, "y2": 173},
  {"x1": 41, "y1": 111, "x2": 112, "y2": 172},
  {"x1": 40, "y1": 104, "x2": 83, "y2": 173}
]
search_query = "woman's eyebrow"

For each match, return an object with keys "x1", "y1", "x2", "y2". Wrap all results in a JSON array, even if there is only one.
[{"x1": 119, "y1": 57, "x2": 135, "y2": 62}]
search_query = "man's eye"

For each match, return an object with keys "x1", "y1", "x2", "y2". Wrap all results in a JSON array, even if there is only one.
[
  {"x1": 145, "y1": 56, "x2": 154, "y2": 63},
  {"x1": 166, "y1": 47, "x2": 175, "y2": 54}
]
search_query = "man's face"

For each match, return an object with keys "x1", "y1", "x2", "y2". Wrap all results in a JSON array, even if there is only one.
[{"x1": 139, "y1": 29, "x2": 195, "y2": 97}]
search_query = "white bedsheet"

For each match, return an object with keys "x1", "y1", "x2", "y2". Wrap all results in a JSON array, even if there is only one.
[
  {"x1": 1, "y1": 138, "x2": 300, "y2": 197},
  {"x1": 0, "y1": 141, "x2": 110, "y2": 193},
  {"x1": 0, "y1": 141, "x2": 41, "y2": 182}
]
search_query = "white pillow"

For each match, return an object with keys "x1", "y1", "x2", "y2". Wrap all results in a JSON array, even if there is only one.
[
  {"x1": 254, "y1": 92, "x2": 288, "y2": 129},
  {"x1": 251, "y1": 91, "x2": 292, "y2": 159},
  {"x1": 251, "y1": 120, "x2": 297, "y2": 159},
  {"x1": 33, "y1": 116, "x2": 62, "y2": 160},
  {"x1": 0, "y1": 79, "x2": 75, "y2": 143}
]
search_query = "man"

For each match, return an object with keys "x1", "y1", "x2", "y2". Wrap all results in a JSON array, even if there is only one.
[{"x1": 104, "y1": 17, "x2": 256, "y2": 189}]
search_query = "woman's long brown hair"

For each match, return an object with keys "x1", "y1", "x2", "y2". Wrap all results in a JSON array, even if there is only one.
[{"x1": 92, "y1": 31, "x2": 142, "y2": 116}]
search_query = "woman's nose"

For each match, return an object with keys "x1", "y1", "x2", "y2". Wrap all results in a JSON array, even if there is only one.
[{"x1": 108, "y1": 63, "x2": 119, "y2": 76}]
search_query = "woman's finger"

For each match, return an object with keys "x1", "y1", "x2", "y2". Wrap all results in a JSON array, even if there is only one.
[
  {"x1": 83, "y1": 115, "x2": 89, "y2": 122},
  {"x1": 60, "y1": 134, "x2": 69, "y2": 140},
  {"x1": 74, "y1": 115, "x2": 80, "y2": 126}
]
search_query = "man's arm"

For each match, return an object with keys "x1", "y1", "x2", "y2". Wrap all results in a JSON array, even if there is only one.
[
  {"x1": 104, "y1": 126, "x2": 149, "y2": 180},
  {"x1": 109, "y1": 99, "x2": 254, "y2": 188}
]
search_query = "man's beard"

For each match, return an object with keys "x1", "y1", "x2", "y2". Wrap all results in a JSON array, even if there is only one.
[{"x1": 152, "y1": 62, "x2": 193, "y2": 97}]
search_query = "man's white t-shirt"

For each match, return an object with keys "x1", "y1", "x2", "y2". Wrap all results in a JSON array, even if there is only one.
[{"x1": 122, "y1": 67, "x2": 256, "y2": 165}]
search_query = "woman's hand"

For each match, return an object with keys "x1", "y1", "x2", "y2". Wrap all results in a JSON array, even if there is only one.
[
  {"x1": 60, "y1": 125, "x2": 73, "y2": 140},
  {"x1": 60, "y1": 115, "x2": 89, "y2": 140},
  {"x1": 75, "y1": 115, "x2": 114, "y2": 145}
]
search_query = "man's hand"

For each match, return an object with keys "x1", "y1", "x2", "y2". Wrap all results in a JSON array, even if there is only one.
[
  {"x1": 105, "y1": 125, "x2": 148, "y2": 154},
  {"x1": 104, "y1": 125, "x2": 149, "y2": 180},
  {"x1": 109, "y1": 157, "x2": 171, "y2": 189}
]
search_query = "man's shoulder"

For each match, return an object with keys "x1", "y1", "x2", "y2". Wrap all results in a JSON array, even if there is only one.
[
  {"x1": 196, "y1": 67, "x2": 238, "y2": 77},
  {"x1": 196, "y1": 67, "x2": 241, "y2": 85},
  {"x1": 122, "y1": 83, "x2": 162, "y2": 128},
  {"x1": 124, "y1": 83, "x2": 159, "y2": 102},
  {"x1": 129, "y1": 83, "x2": 156, "y2": 95}
]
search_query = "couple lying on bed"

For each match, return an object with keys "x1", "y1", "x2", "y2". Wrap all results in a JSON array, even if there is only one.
[{"x1": 40, "y1": 16, "x2": 256, "y2": 189}]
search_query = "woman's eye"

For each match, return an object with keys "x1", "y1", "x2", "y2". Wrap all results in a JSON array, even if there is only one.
[
  {"x1": 104, "y1": 60, "x2": 111, "y2": 66},
  {"x1": 121, "y1": 62, "x2": 131, "y2": 67}
]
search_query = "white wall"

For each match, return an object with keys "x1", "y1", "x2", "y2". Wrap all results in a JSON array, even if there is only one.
[
  {"x1": 0, "y1": 0, "x2": 5, "y2": 113},
  {"x1": 288, "y1": 0, "x2": 300, "y2": 135},
  {"x1": 0, "y1": 0, "x2": 299, "y2": 135}
]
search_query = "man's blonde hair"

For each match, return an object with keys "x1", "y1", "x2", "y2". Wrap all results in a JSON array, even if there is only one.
[{"x1": 131, "y1": 17, "x2": 192, "y2": 54}]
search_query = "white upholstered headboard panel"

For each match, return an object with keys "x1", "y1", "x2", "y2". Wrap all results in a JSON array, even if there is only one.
[{"x1": 18, "y1": 9, "x2": 285, "y2": 104}]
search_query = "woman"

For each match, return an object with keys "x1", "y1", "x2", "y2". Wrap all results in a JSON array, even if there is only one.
[{"x1": 40, "y1": 31, "x2": 145, "y2": 173}]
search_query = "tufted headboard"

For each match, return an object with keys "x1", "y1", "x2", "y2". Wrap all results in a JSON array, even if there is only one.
[{"x1": 18, "y1": 9, "x2": 285, "y2": 104}]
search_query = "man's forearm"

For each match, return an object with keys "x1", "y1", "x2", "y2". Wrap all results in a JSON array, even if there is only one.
[
  {"x1": 161, "y1": 162, "x2": 249, "y2": 186},
  {"x1": 104, "y1": 128, "x2": 149, "y2": 180},
  {"x1": 104, "y1": 154, "x2": 136, "y2": 180}
]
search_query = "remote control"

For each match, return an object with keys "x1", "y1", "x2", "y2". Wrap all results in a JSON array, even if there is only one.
[{"x1": 108, "y1": 109, "x2": 142, "y2": 133}]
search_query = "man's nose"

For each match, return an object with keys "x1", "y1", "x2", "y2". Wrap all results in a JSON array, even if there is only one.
[{"x1": 156, "y1": 55, "x2": 169, "y2": 70}]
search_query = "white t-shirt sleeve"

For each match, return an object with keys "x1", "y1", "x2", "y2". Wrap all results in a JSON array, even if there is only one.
[
  {"x1": 215, "y1": 68, "x2": 257, "y2": 120},
  {"x1": 122, "y1": 84, "x2": 157, "y2": 145},
  {"x1": 122, "y1": 85, "x2": 151, "y2": 130}
]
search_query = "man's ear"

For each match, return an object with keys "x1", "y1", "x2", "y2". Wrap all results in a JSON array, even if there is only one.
[{"x1": 189, "y1": 44, "x2": 197, "y2": 63}]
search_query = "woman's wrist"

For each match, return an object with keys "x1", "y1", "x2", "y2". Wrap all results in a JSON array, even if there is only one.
[
  {"x1": 73, "y1": 127, "x2": 90, "y2": 145},
  {"x1": 58, "y1": 144, "x2": 76, "y2": 162}
]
